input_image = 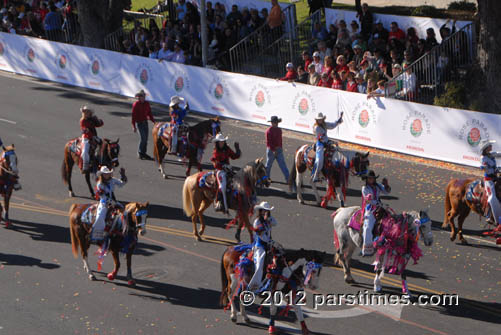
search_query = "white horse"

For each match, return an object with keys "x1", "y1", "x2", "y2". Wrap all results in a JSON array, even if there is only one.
[
  {"x1": 288, "y1": 144, "x2": 369, "y2": 207},
  {"x1": 332, "y1": 206, "x2": 433, "y2": 296}
]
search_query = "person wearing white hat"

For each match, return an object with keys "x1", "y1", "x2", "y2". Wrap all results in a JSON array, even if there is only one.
[
  {"x1": 311, "y1": 111, "x2": 344, "y2": 182},
  {"x1": 79, "y1": 106, "x2": 103, "y2": 172},
  {"x1": 211, "y1": 134, "x2": 241, "y2": 213},
  {"x1": 168, "y1": 96, "x2": 188, "y2": 155},
  {"x1": 248, "y1": 201, "x2": 278, "y2": 291},
  {"x1": 91, "y1": 166, "x2": 127, "y2": 241},
  {"x1": 279, "y1": 62, "x2": 297, "y2": 82},
  {"x1": 480, "y1": 140, "x2": 501, "y2": 228}
]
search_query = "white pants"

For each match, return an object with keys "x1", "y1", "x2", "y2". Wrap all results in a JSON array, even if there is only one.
[
  {"x1": 216, "y1": 170, "x2": 228, "y2": 210},
  {"x1": 81, "y1": 137, "x2": 90, "y2": 169},
  {"x1": 486, "y1": 180, "x2": 501, "y2": 224},
  {"x1": 248, "y1": 246, "x2": 265, "y2": 290},
  {"x1": 170, "y1": 124, "x2": 179, "y2": 153},
  {"x1": 92, "y1": 202, "x2": 107, "y2": 240},
  {"x1": 362, "y1": 210, "x2": 376, "y2": 250}
]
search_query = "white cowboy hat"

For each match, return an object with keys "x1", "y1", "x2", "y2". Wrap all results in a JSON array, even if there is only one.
[
  {"x1": 97, "y1": 166, "x2": 113, "y2": 176},
  {"x1": 213, "y1": 133, "x2": 228, "y2": 142},
  {"x1": 480, "y1": 139, "x2": 496, "y2": 153},
  {"x1": 255, "y1": 201, "x2": 274, "y2": 211},
  {"x1": 80, "y1": 105, "x2": 92, "y2": 113},
  {"x1": 169, "y1": 95, "x2": 185, "y2": 107},
  {"x1": 315, "y1": 112, "x2": 327, "y2": 120}
]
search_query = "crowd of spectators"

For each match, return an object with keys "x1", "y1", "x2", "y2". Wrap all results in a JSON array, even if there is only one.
[{"x1": 280, "y1": 1, "x2": 458, "y2": 101}]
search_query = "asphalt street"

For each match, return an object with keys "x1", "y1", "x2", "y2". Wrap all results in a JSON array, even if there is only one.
[{"x1": 0, "y1": 72, "x2": 499, "y2": 335}]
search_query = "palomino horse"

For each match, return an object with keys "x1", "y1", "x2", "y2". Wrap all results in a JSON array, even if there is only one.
[
  {"x1": 332, "y1": 206, "x2": 433, "y2": 296},
  {"x1": 0, "y1": 145, "x2": 19, "y2": 228},
  {"x1": 289, "y1": 144, "x2": 369, "y2": 207},
  {"x1": 182, "y1": 158, "x2": 270, "y2": 242},
  {"x1": 62, "y1": 138, "x2": 121, "y2": 198},
  {"x1": 69, "y1": 202, "x2": 149, "y2": 285},
  {"x1": 443, "y1": 176, "x2": 501, "y2": 244},
  {"x1": 152, "y1": 117, "x2": 221, "y2": 178},
  {"x1": 220, "y1": 246, "x2": 324, "y2": 335}
]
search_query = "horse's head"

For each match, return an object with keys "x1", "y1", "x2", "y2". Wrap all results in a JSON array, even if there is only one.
[
  {"x1": 105, "y1": 139, "x2": 120, "y2": 167},
  {"x1": 352, "y1": 151, "x2": 370, "y2": 176},
  {"x1": 1, "y1": 145, "x2": 18, "y2": 175},
  {"x1": 126, "y1": 202, "x2": 149, "y2": 236},
  {"x1": 302, "y1": 250, "x2": 325, "y2": 290},
  {"x1": 415, "y1": 209, "x2": 433, "y2": 246},
  {"x1": 254, "y1": 157, "x2": 270, "y2": 188}
]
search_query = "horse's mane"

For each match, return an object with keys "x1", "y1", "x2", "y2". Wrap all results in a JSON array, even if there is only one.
[
  {"x1": 233, "y1": 161, "x2": 258, "y2": 193},
  {"x1": 283, "y1": 248, "x2": 323, "y2": 263},
  {"x1": 2, "y1": 146, "x2": 15, "y2": 153},
  {"x1": 381, "y1": 212, "x2": 418, "y2": 240}
]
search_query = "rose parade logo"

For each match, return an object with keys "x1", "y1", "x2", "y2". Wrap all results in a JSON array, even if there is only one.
[
  {"x1": 214, "y1": 83, "x2": 224, "y2": 99},
  {"x1": 292, "y1": 91, "x2": 315, "y2": 117},
  {"x1": 351, "y1": 101, "x2": 376, "y2": 129},
  {"x1": 175, "y1": 76, "x2": 184, "y2": 92},
  {"x1": 402, "y1": 111, "x2": 431, "y2": 138},
  {"x1": 172, "y1": 70, "x2": 190, "y2": 93},
  {"x1": 467, "y1": 127, "x2": 481, "y2": 146},
  {"x1": 26, "y1": 48, "x2": 35, "y2": 62},
  {"x1": 358, "y1": 109, "x2": 370, "y2": 128},
  {"x1": 255, "y1": 90, "x2": 265, "y2": 107},
  {"x1": 135, "y1": 63, "x2": 153, "y2": 85},
  {"x1": 249, "y1": 84, "x2": 271, "y2": 108},
  {"x1": 89, "y1": 55, "x2": 102, "y2": 75},
  {"x1": 59, "y1": 55, "x2": 67, "y2": 69},
  {"x1": 458, "y1": 119, "x2": 489, "y2": 148},
  {"x1": 209, "y1": 76, "x2": 229, "y2": 101}
]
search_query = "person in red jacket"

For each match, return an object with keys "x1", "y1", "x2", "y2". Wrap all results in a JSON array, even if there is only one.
[
  {"x1": 265, "y1": 116, "x2": 289, "y2": 183},
  {"x1": 211, "y1": 134, "x2": 241, "y2": 213},
  {"x1": 132, "y1": 90, "x2": 156, "y2": 160},
  {"x1": 80, "y1": 105, "x2": 103, "y2": 172},
  {"x1": 345, "y1": 72, "x2": 358, "y2": 92},
  {"x1": 317, "y1": 72, "x2": 333, "y2": 87},
  {"x1": 279, "y1": 62, "x2": 297, "y2": 81}
]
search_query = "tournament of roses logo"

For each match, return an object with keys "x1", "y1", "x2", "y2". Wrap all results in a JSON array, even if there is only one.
[
  {"x1": 135, "y1": 63, "x2": 152, "y2": 85},
  {"x1": 292, "y1": 91, "x2": 316, "y2": 116},
  {"x1": 458, "y1": 119, "x2": 489, "y2": 148},
  {"x1": 55, "y1": 52, "x2": 69, "y2": 70},
  {"x1": 89, "y1": 55, "x2": 103, "y2": 75},
  {"x1": 209, "y1": 76, "x2": 229, "y2": 101},
  {"x1": 26, "y1": 48, "x2": 35, "y2": 62},
  {"x1": 172, "y1": 71, "x2": 190, "y2": 93},
  {"x1": 351, "y1": 101, "x2": 376, "y2": 129},
  {"x1": 249, "y1": 84, "x2": 271, "y2": 108},
  {"x1": 402, "y1": 110, "x2": 431, "y2": 138}
]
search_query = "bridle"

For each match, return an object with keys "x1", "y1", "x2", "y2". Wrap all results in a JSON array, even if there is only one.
[{"x1": 303, "y1": 261, "x2": 323, "y2": 286}]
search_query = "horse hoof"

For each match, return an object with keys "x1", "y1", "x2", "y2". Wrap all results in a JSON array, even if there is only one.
[
  {"x1": 4, "y1": 221, "x2": 11, "y2": 228},
  {"x1": 374, "y1": 285, "x2": 382, "y2": 293},
  {"x1": 340, "y1": 201, "x2": 345, "y2": 207},
  {"x1": 127, "y1": 279, "x2": 136, "y2": 286},
  {"x1": 162, "y1": 174, "x2": 168, "y2": 179},
  {"x1": 243, "y1": 315, "x2": 250, "y2": 323},
  {"x1": 89, "y1": 274, "x2": 96, "y2": 281},
  {"x1": 299, "y1": 200, "x2": 305, "y2": 205},
  {"x1": 69, "y1": 191, "x2": 75, "y2": 197},
  {"x1": 268, "y1": 325, "x2": 277, "y2": 335},
  {"x1": 231, "y1": 315, "x2": 237, "y2": 323},
  {"x1": 107, "y1": 273, "x2": 115, "y2": 281},
  {"x1": 194, "y1": 235, "x2": 202, "y2": 242},
  {"x1": 198, "y1": 230, "x2": 205, "y2": 237},
  {"x1": 345, "y1": 276, "x2": 356, "y2": 284},
  {"x1": 460, "y1": 239, "x2": 468, "y2": 245}
]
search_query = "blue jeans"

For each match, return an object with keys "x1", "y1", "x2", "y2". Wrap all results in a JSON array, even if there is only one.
[
  {"x1": 137, "y1": 121, "x2": 148, "y2": 155},
  {"x1": 265, "y1": 147, "x2": 289, "y2": 182}
]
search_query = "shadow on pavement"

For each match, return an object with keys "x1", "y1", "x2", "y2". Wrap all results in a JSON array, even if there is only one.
[
  {"x1": 0, "y1": 252, "x2": 60, "y2": 269},
  {"x1": 10, "y1": 219, "x2": 70, "y2": 244}
]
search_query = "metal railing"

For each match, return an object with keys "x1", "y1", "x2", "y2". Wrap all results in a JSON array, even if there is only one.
[
  {"x1": 229, "y1": 4, "x2": 297, "y2": 75},
  {"x1": 123, "y1": 10, "x2": 165, "y2": 30},
  {"x1": 385, "y1": 23, "x2": 475, "y2": 104}
]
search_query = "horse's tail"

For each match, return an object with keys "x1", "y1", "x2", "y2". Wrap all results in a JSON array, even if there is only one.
[
  {"x1": 69, "y1": 204, "x2": 79, "y2": 258},
  {"x1": 152, "y1": 124, "x2": 160, "y2": 164},
  {"x1": 444, "y1": 180, "x2": 453, "y2": 227},
  {"x1": 61, "y1": 145, "x2": 70, "y2": 185},
  {"x1": 288, "y1": 153, "x2": 297, "y2": 191},
  {"x1": 182, "y1": 176, "x2": 194, "y2": 217},
  {"x1": 220, "y1": 250, "x2": 229, "y2": 307}
]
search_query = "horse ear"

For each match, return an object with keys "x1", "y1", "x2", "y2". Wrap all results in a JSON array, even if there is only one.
[
  {"x1": 116, "y1": 138, "x2": 119, "y2": 143},
  {"x1": 2, "y1": 146, "x2": 5, "y2": 151},
  {"x1": 364, "y1": 151, "x2": 370, "y2": 158},
  {"x1": 11, "y1": 144, "x2": 14, "y2": 148}
]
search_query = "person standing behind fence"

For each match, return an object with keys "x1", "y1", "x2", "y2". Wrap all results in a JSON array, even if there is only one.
[
  {"x1": 355, "y1": 1, "x2": 372, "y2": 41},
  {"x1": 176, "y1": 0, "x2": 187, "y2": 21},
  {"x1": 132, "y1": 90, "x2": 156, "y2": 160},
  {"x1": 265, "y1": 116, "x2": 289, "y2": 184},
  {"x1": 43, "y1": 4, "x2": 62, "y2": 41},
  {"x1": 267, "y1": 0, "x2": 283, "y2": 40}
]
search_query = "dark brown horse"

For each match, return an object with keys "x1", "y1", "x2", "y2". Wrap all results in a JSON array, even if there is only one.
[
  {"x1": 152, "y1": 117, "x2": 221, "y2": 178},
  {"x1": 69, "y1": 201, "x2": 149, "y2": 285},
  {"x1": 289, "y1": 144, "x2": 369, "y2": 207},
  {"x1": 0, "y1": 145, "x2": 19, "y2": 228},
  {"x1": 443, "y1": 176, "x2": 501, "y2": 244},
  {"x1": 62, "y1": 138, "x2": 120, "y2": 197},
  {"x1": 182, "y1": 158, "x2": 270, "y2": 242}
]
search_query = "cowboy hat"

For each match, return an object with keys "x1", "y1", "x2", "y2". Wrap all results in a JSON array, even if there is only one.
[
  {"x1": 97, "y1": 166, "x2": 113, "y2": 176},
  {"x1": 213, "y1": 133, "x2": 228, "y2": 142},
  {"x1": 135, "y1": 89, "x2": 146, "y2": 98},
  {"x1": 480, "y1": 139, "x2": 496, "y2": 153},
  {"x1": 315, "y1": 112, "x2": 327, "y2": 120},
  {"x1": 80, "y1": 105, "x2": 92, "y2": 113},
  {"x1": 255, "y1": 201, "x2": 274, "y2": 211},
  {"x1": 169, "y1": 95, "x2": 185, "y2": 107},
  {"x1": 268, "y1": 116, "x2": 282, "y2": 123},
  {"x1": 362, "y1": 170, "x2": 379, "y2": 180}
]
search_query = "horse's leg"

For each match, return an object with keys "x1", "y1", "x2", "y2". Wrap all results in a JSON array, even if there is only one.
[
  {"x1": 448, "y1": 209, "x2": 458, "y2": 241},
  {"x1": 67, "y1": 158, "x2": 75, "y2": 197},
  {"x1": 85, "y1": 171, "x2": 94, "y2": 198},
  {"x1": 311, "y1": 179, "x2": 321, "y2": 206},
  {"x1": 159, "y1": 145, "x2": 168, "y2": 179},
  {"x1": 3, "y1": 191, "x2": 11, "y2": 227},
  {"x1": 297, "y1": 171, "x2": 305, "y2": 204},
  {"x1": 126, "y1": 250, "x2": 136, "y2": 286},
  {"x1": 229, "y1": 274, "x2": 238, "y2": 322},
  {"x1": 457, "y1": 210, "x2": 469, "y2": 244},
  {"x1": 234, "y1": 216, "x2": 241, "y2": 243},
  {"x1": 107, "y1": 248, "x2": 120, "y2": 281},
  {"x1": 374, "y1": 260, "x2": 383, "y2": 293},
  {"x1": 293, "y1": 303, "x2": 309, "y2": 335},
  {"x1": 243, "y1": 214, "x2": 253, "y2": 243},
  {"x1": 339, "y1": 250, "x2": 354, "y2": 284},
  {"x1": 240, "y1": 292, "x2": 250, "y2": 323},
  {"x1": 80, "y1": 233, "x2": 95, "y2": 280},
  {"x1": 191, "y1": 209, "x2": 201, "y2": 241},
  {"x1": 401, "y1": 271, "x2": 411, "y2": 297},
  {"x1": 197, "y1": 200, "x2": 211, "y2": 236},
  {"x1": 268, "y1": 303, "x2": 278, "y2": 335}
]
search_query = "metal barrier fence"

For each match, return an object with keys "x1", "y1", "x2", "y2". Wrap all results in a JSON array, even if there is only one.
[{"x1": 385, "y1": 23, "x2": 475, "y2": 105}]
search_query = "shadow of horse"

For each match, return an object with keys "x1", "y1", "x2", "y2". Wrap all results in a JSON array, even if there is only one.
[
  {"x1": 0, "y1": 252, "x2": 60, "y2": 269},
  {"x1": 10, "y1": 219, "x2": 70, "y2": 244},
  {"x1": 134, "y1": 242, "x2": 166, "y2": 256},
  {"x1": 147, "y1": 203, "x2": 230, "y2": 230}
]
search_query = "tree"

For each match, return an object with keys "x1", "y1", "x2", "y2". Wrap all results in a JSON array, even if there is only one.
[
  {"x1": 77, "y1": 0, "x2": 131, "y2": 48},
  {"x1": 476, "y1": 0, "x2": 501, "y2": 113}
]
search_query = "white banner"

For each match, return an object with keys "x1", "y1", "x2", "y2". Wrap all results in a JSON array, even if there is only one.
[
  {"x1": 325, "y1": 8, "x2": 472, "y2": 43},
  {"x1": 0, "y1": 32, "x2": 499, "y2": 168}
]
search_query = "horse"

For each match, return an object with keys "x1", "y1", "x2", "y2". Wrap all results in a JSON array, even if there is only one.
[
  {"x1": 332, "y1": 206, "x2": 433, "y2": 296},
  {"x1": 288, "y1": 144, "x2": 369, "y2": 207},
  {"x1": 0, "y1": 145, "x2": 19, "y2": 228},
  {"x1": 443, "y1": 176, "x2": 501, "y2": 244},
  {"x1": 69, "y1": 201, "x2": 149, "y2": 286},
  {"x1": 62, "y1": 138, "x2": 121, "y2": 198},
  {"x1": 182, "y1": 158, "x2": 270, "y2": 242},
  {"x1": 152, "y1": 117, "x2": 221, "y2": 178},
  {"x1": 220, "y1": 246, "x2": 324, "y2": 335}
]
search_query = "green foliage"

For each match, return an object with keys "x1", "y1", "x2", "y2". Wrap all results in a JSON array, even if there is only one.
[
  {"x1": 433, "y1": 82, "x2": 467, "y2": 109},
  {"x1": 411, "y1": 5, "x2": 439, "y2": 18},
  {"x1": 448, "y1": 1, "x2": 477, "y2": 12}
]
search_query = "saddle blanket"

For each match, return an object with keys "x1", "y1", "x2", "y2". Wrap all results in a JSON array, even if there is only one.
[
  {"x1": 465, "y1": 179, "x2": 488, "y2": 212},
  {"x1": 81, "y1": 205, "x2": 123, "y2": 241},
  {"x1": 198, "y1": 171, "x2": 216, "y2": 189},
  {"x1": 348, "y1": 208, "x2": 364, "y2": 231},
  {"x1": 69, "y1": 138, "x2": 82, "y2": 156}
]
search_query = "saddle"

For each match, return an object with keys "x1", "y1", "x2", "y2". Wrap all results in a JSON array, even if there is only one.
[
  {"x1": 81, "y1": 204, "x2": 124, "y2": 237},
  {"x1": 197, "y1": 171, "x2": 217, "y2": 189},
  {"x1": 348, "y1": 206, "x2": 388, "y2": 237},
  {"x1": 305, "y1": 142, "x2": 338, "y2": 170},
  {"x1": 70, "y1": 137, "x2": 100, "y2": 170},
  {"x1": 465, "y1": 179, "x2": 489, "y2": 215}
]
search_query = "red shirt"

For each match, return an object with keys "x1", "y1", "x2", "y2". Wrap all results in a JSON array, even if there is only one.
[
  {"x1": 317, "y1": 78, "x2": 333, "y2": 87},
  {"x1": 131, "y1": 101, "x2": 155, "y2": 128},
  {"x1": 322, "y1": 66, "x2": 333, "y2": 77},
  {"x1": 331, "y1": 79, "x2": 343, "y2": 90},
  {"x1": 389, "y1": 28, "x2": 405, "y2": 41},
  {"x1": 80, "y1": 117, "x2": 103, "y2": 139},
  {"x1": 304, "y1": 59, "x2": 312, "y2": 72},
  {"x1": 280, "y1": 70, "x2": 297, "y2": 81},
  {"x1": 211, "y1": 146, "x2": 240, "y2": 170},
  {"x1": 346, "y1": 81, "x2": 358, "y2": 92},
  {"x1": 266, "y1": 126, "x2": 282, "y2": 151},
  {"x1": 335, "y1": 65, "x2": 349, "y2": 74}
]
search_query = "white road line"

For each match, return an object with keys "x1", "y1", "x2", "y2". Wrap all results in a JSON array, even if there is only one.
[{"x1": 0, "y1": 118, "x2": 16, "y2": 124}]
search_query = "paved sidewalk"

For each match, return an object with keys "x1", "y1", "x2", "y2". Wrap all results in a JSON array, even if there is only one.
[{"x1": 332, "y1": 0, "x2": 476, "y2": 9}]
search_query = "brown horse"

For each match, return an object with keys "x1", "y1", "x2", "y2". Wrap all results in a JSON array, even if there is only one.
[
  {"x1": 289, "y1": 144, "x2": 369, "y2": 207},
  {"x1": 443, "y1": 176, "x2": 500, "y2": 244},
  {"x1": 69, "y1": 201, "x2": 149, "y2": 285},
  {"x1": 152, "y1": 118, "x2": 221, "y2": 178},
  {"x1": 182, "y1": 158, "x2": 269, "y2": 242},
  {"x1": 0, "y1": 145, "x2": 19, "y2": 228},
  {"x1": 62, "y1": 138, "x2": 121, "y2": 198}
]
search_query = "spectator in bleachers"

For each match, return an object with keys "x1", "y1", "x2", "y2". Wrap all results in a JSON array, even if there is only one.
[
  {"x1": 349, "y1": 20, "x2": 360, "y2": 40},
  {"x1": 425, "y1": 28, "x2": 438, "y2": 51},
  {"x1": 439, "y1": 18, "x2": 456, "y2": 41},
  {"x1": 176, "y1": 0, "x2": 187, "y2": 21},
  {"x1": 279, "y1": 62, "x2": 297, "y2": 81},
  {"x1": 367, "y1": 80, "x2": 386, "y2": 99},
  {"x1": 347, "y1": 60, "x2": 357, "y2": 75},
  {"x1": 307, "y1": 63, "x2": 320, "y2": 86},
  {"x1": 317, "y1": 41, "x2": 331, "y2": 62},
  {"x1": 215, "y1": 2, "x2": 226, "y2": 19},
  {"x1": 302, "y1": 50, "x2": 312, "y2": 71},
  {"x1": 355, "y1": 73, "x2": 367, "y2": 93},
  {"x1": 158, "y1": 41, "x2": 173, "y2": 61},
  {"x1": 373, "y1": 20, "x2": 388, "y2": 42},
  {"x1": 335, "y1": 55, "x2": 349, "y2": 74},
  {"x1": 43, "y1": 4, "x2": 61, "y2": 41},
  {"x1": 355, "y1": 1, "x2": 373, "y2": 41},
  {"x1": 331, "y1": 71, "x2": 343, "y2": 90},
  {"x1": 226, "y1": 4, "x2": 242, "y2": 25},
  {"x1": 335, "y1": 27, "x2": 351, "y2": 49},
  {"x1": 352, "y1": 44, "x2": 363, "y2": 66},
  {"x1": 322, "y1": 56, "x2": 334, "y2": 77},
  {"x1": 123, "y1": 39, "x2": 139, "y2": 55},
  {"x1": 346, "y1": 72, "x2": 358, "y2": 92},
  {"x1": 406, "y1": 27, "x2": 419, "y2": 45},
  {"x1": 402, "y1": 49, "x2": 414, "y2": 68},
  {"x1": 170, "y1": 40, "x2": 186, "y2": 63},
  {"x1": 388, "y1": 21, "x2": 405, "y2": 44},
  {"x1": 416, "y1": 39, "x2": 427, "y2": 58},
  {"x1": 313, "y1": 21, "x2": 328, "y2": 42},
  {"x1": 312, "y1": 51, "x2": 323, "y2": 74},
  {"x1": 326, "y1": 24, "x2": 338, "y2": 49},
  {"x1": 317, "y1": 72, "x2": 332, "y2": 87},
  {"x1": 399, "y1": 65, "x2": 417, "y2": 100},
  {"x1": 296, "y1": 66, "x2": 308, "y2": 84}
]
